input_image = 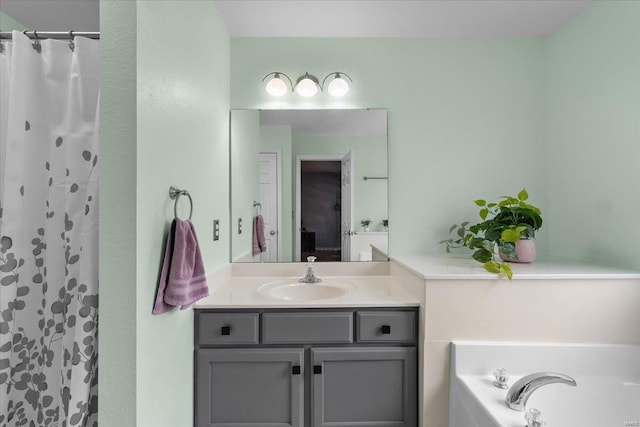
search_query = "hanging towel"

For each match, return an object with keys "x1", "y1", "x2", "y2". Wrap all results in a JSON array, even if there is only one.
[
  {"x1": 252, "y1": 214, "x2": 267, "y2": 255},
  {"x1": 153, "y1": 219, "x2": 209, "y2": 315}
]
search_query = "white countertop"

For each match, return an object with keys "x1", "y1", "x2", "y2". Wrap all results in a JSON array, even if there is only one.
[
  {"x1": 391, "y1": 255, "x2": 640, "y2": 280},
  {"x1": 195, "y1": 275, "x2": 420, "y2": 309}
]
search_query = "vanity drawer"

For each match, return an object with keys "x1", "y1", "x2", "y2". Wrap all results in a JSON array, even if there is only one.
[
  {"x1": 356, "y1": 311, "x2": 416, "y2": 343},
  {"x1": 262, "y1": 312, "x2": 353, "y2": 344},
  {"x1": 198, "y1": 313, "x2": 259, "y2": 345}
]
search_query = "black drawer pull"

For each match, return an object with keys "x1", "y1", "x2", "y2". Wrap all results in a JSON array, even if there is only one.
[
  {"x1": 313, "y1": 365, "x2": 322, "y2": 374},
  {"x1": 291, "y1": 366, "x2": 301, "y2": 375},
  {"x1": 221, "y1": 326, "x2": 231, "y2": 336},
  {"x1": 381, "y1": 325, "x2": 391, "y2": 334}
]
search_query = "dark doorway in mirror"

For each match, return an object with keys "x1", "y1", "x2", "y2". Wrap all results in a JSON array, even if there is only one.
[{"x1": 301, "y1": 161, "x2": 341, "y2": 262}]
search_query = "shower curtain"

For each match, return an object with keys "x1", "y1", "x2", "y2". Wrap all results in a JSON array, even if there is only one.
[{"x1": 0, "y1": 31, "x2": 99, "y2": 426}]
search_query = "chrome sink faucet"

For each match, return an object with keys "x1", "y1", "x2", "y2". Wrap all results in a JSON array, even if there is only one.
[
  {"x1": 505, "y1": 372, "x2": 577, "y2": 411},
  {"x1": 299, "y1": 256, "x2": 322, "y2": 283}
]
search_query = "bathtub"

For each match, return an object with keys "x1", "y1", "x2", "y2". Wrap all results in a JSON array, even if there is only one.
[{"x1": 449, "y1": 341, "x2": 640, "y2": 427}]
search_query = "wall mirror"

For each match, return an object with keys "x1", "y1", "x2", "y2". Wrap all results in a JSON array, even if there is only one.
[{"x1": 230, "y1": 109, "x2": 388, "y2": 263}]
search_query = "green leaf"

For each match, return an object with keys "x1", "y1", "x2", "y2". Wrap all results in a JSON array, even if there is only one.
[
  {"x1": 481, "y1": 240, "x2": 495, "y2": 252},
  {"x1": 479, "y1": 208, "x2": 488, "y2": 220},
  {"x1": 483, "y1": 261, "x2": 501, "y2": 274},
  {"x1": 518, "y1": 188, "x2": 528, "y2": 201},
  {"x1": 501, "y1": 229, "x2": 521, "y2": 243},
  {"x1": 469, "y1": 237, "x2": 486, "y2": 248},
  {"x1": 487, "y1": 203, "x2": 496, "y2": 208},
  {"x1": 460, "y1": 221, "x2": 469, "y2": 227},
  {"x1": 474, "y1": 199, "x2": 486, "y2": 207},
  {"x1": 449, "y1": 224, "x2": 458, "y2": 233},
  {"x1": 472, "y1": 248, "x2": 493, "y2": 263},
  {"x1": 499, "y1": 242, "x2": 517, "y2": 259},
  {"x1": 501, "y1": 264, "x2": 513, "y2": 280}
]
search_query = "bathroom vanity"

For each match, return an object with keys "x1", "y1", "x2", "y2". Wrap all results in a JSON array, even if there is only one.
[
  {"x1": 195, "y1": 307, "x2": 417, "y2": 427},
  {"x1": 194, "y1": 270, "x2": 421, "y2": 427}
]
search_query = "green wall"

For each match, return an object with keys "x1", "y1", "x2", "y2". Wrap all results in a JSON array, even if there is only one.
[
  {"x1": 230, "y1": 37, "x2": 549, "y2": 257},
  {"x1": 547, "y1": 1, "x2": 640, "y2": 270},
  {"x1": 260, "y1": 125, "x2": 293, "y2": 261},
  {"x1": 230, "y1": 110, "x2": 260, "y2": 261},
  {"x1": 99, "y1": 2, "x2": 137, "y2": 425},
  {"x1": 97, "y1": 1, "x2": 640, "y2": 425},
  {"x1": 100, "y1": 1, "x2": 230, "y2": 426},
  {"x1": 0, "y1": 11, "x2": 25, "y2": 31}
]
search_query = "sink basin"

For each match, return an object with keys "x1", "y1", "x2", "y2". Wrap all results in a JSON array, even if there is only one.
[{"x1": 257, "y1": 279, "x2": 355, "y2": 301}]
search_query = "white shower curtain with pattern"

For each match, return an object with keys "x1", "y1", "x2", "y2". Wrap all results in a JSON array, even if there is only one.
[{"x1": 0, "y1": 31, "x2": 99, "y2": 426}]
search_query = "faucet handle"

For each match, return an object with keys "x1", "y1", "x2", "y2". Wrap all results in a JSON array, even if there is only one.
[
  {"x1": 307, "y1": 256, "x2": 317, "y2": 264},
  {"x1": 493, "y1": 367, "x2": 509, "y2": 389},
  {"x1": 525, "y1": 408, "x2": 546, "y2": 427}
]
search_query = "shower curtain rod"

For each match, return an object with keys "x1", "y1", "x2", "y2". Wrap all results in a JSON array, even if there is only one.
[{"x1": 0, "y1": 31, "x2": 100, "y2": 40}]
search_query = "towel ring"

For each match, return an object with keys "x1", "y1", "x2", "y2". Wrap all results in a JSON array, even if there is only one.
[{"x1": 169, "y1": 186, "x2": 193, "y2": 220}]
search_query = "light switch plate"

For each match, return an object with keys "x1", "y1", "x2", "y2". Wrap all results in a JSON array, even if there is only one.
[{"x1": 213, "y1": 219, "x2": 219, "y2": 241}]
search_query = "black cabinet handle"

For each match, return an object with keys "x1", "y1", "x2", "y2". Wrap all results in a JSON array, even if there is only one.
[
  {"x1": 221, "y1": 326, "x2": 231, "y2": 336},
  {"x1": 381, "y1": 325, "x2": 391, "y2": 334},
  {"x1": 291, "y1": 366, "x2": 301, "y2": 375},
  {"x1": 313, "y1": 365, "x2": 322, "y2": 374}
]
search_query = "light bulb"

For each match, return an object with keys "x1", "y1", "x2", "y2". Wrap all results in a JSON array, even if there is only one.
[
  {"x1": 327, "y1": 76, "x2": 349, "y2": 96},
  {"x1": 265, "y1": 75, "x2": 288, "y2": 96},
  {"x1": 296, "y1": 77, "x2": 318, "y2": 97}
]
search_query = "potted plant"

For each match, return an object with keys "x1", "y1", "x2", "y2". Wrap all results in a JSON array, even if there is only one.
[
  {"x1": 361, "y1": 219, "x2": 372, "y2": 232},
  {"x1": 382, "y1": 219, "x2": 388, "y2": 232},
  {"x1": 440, "y1": 189, "x2": 542, "y2": 279}
]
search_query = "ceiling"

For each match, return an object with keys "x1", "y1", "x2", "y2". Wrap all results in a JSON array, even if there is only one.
[
  {"x1": 214, "y1": 0, "x2": 594, "y2": 38},
  {"x1": 0, "y1": 1, "x2": 593, "y2": 39},
  {"x1": 0, "y1": 0, "x2": 99, "y2": 31},
  {"x1": 260, "y1": 109, "x2": 387, "y2": 136}
]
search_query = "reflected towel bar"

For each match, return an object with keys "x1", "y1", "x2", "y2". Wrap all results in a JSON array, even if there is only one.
[{"x1": 363, "y1": 176, "x2": 388, "y2": 181}]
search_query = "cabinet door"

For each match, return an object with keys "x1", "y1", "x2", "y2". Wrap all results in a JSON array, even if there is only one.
[
  {"x1": 311, "y1": 347, "x2": 417, "y2": 427},
  {"x1": 196, "y1": 348, "x2": 304, "y2": 427}
]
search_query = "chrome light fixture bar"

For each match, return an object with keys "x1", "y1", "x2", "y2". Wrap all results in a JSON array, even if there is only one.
[{"x1": 262, "y1": 71, "x2": 352, "y2": 97}]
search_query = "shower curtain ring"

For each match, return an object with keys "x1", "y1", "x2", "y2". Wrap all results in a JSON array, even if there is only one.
[
  {"x1": 68, "y1": 31, "x2": 75, "y2": 52},
  {"x1": 30, "y1": 30, "x2": 42, "y2": 53}
]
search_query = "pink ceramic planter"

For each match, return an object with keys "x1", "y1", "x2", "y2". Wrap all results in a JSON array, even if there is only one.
[{"x1": 499, "y1": 239, "x2": 537, "y2": 263}]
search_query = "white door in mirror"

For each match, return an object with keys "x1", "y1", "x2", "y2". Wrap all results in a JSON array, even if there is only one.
[{"x1": 260, "y1": 152, "x2": 279, "y2": 262}]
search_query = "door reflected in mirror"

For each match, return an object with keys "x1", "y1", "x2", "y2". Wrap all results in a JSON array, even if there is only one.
[{"x1": 230, "y1": 109, "x2": 388, "y2": 263}]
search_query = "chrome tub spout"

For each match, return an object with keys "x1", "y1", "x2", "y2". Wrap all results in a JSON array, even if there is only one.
[{"x1": 505, "y1": 372, "x2": 577, "y2": 411}]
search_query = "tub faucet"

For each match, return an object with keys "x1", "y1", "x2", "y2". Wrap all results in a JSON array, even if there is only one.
[
  {"x1": 299, "y1": 256, "x2": 322, "y2": 283},
  {"x1": 505, "y1": 372, "x2": 577, "y2": 411}
]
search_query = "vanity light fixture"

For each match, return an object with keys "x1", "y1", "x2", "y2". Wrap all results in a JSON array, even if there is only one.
[
  {"x1": 294, "y1": 72, "x2": 320, "y2": 97},
  {"x1": 323, "y1": 72, "x2": 352, "y2": 97},
  {"x1": 263, "y1": 71, "x2": 353, "y2": 97},
  {"x1": 262, "y1": 72, "x2": 293, "y2": 97}
]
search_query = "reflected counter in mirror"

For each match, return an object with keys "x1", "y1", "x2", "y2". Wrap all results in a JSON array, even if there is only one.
[{"x1": 230, "y1": 109, "x2": 388, "y2": 263}]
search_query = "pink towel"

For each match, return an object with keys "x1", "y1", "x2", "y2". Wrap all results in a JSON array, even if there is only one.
[
  {"x1": 252, "y1": 215, "x2": 267, "y2": 256},
  {"x1": 153, "y1": 219, "x2": 209, "y2": 314}
]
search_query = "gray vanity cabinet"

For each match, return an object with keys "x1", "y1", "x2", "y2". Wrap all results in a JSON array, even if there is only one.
[
  {"x1": 196, "y1": 348, "x2": 304, "y2": 427},
  {"x1": 195, "y1": 308, "x2": 418, "y2": 427},
  {"x1": 311, "y1": 347, "x2": 416, "y2": 427}
]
